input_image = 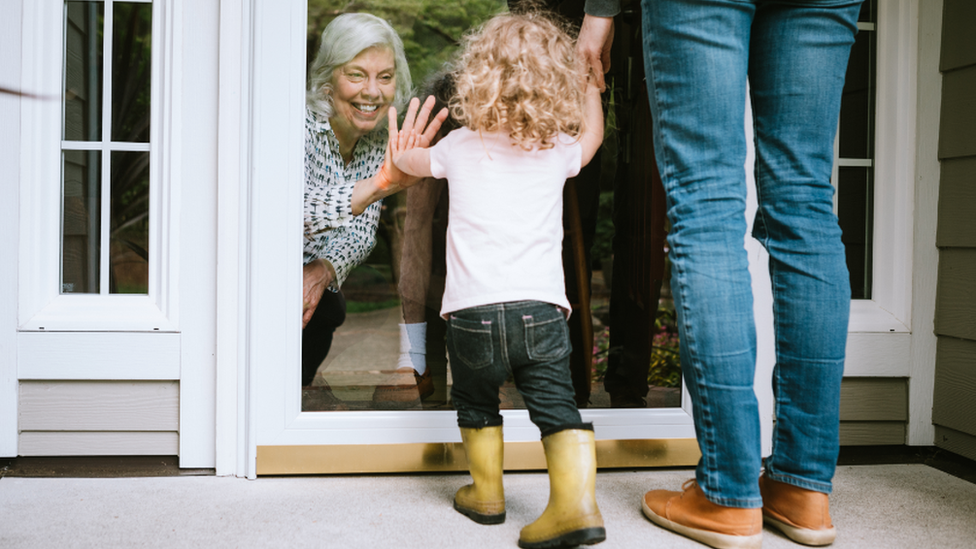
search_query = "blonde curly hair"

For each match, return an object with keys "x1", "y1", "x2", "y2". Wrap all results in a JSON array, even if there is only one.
[{"x1": 450, "y1": 11, "x2": 587, "y2": 151}]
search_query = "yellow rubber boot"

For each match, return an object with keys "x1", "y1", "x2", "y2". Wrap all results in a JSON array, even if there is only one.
[
  {"x1": 454, "y1": 425, "x2": 505, "y2": 524},
  {"x1": 518, "y1": 429, "x2": 606, "y2": 548}
]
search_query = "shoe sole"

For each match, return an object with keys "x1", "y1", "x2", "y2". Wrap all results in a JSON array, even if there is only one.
[
  {"x1": 517, "y1": 527, "x2": 606, "y2": 549},
  {"x1": 641, "y1": 498, "x2": 762, "y2": 549},
  {"x1": 453, "y1": 500, "x2": 505, "y2": 525},
  {"x1": 764, "y1": 515, "x2": 836, "y2": 546}
]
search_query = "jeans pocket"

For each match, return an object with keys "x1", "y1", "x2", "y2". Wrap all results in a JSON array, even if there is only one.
[
  {"x1": 523, "y1": 311, "x2": 570, "y2": 362},
  {"x1": 449, "y1": 316, "x2": 494, "y2": 370}
]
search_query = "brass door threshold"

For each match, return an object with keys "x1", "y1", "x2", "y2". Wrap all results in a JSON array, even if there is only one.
[{"x1": 257, "y1": 438, "x2": 699, "y2": 475}]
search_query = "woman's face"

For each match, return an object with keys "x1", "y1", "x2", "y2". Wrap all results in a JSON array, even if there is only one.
[{"x1": 328, "y1": 46, "x2": 397, "y2": 149}]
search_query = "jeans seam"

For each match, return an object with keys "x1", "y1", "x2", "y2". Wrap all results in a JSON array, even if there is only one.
[{"x1": 498, "y1": 308, "x2": 509, "y2": 370}]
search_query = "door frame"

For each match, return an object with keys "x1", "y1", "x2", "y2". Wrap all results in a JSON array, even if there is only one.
[{"x1": 218, "y1": 0, "x2": 939, "y2": 478}]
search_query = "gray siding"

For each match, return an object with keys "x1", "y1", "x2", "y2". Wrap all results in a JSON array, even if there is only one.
[{"x1": 933, "y1": 0, "x2": 976, "y2": 461}]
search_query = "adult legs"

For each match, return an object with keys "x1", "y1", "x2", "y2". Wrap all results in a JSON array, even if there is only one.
[
  {"x1": 641, "y1": 0, "x2": 861, "y2": 509},
  {"x1": 642, "y1": 0, "x2": 761, "y2": 508},
  {"x1": 748, "y1": 0, "x2": 860, "y2": 494},
  {"x1": 301, "y1": 288, "x2": 347, "y2": 387}
]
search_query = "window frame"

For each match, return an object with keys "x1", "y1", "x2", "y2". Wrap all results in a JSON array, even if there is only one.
[{"x1": 19, "y1": 0, "x2": 179, "y2": 333}]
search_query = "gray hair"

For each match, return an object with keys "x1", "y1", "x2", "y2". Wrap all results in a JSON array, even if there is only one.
[{"x1": 307, "y1": 13, "x2": 412, "y2": 122}]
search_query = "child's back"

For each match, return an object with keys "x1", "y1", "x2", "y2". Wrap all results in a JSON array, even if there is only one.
[{"x1": 431, "y1": 127, "x2": 581, "y2": 317}]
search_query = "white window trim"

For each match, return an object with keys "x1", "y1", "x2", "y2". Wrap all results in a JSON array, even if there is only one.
[
  {"x1": 19, "y1": 0, "x2": 180, "y2": 333},
  {"x1": 844, "y1": 0, "x2": 914, "y2": 336}
]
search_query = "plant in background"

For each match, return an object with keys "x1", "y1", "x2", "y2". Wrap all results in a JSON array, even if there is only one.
[
  {"x1": 649, "y1": 308, "x2": 681, "y2": 388},
  {"x1": 590, "y1": 309, "x2": 682, "y2": 388},
  {"x1": 591, "y1": 327, "x2": 611, "y2": 382}
]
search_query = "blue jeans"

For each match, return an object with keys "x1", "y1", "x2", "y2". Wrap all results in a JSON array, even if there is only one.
[
  {"x1": 641, "y1": 0, "x2": 860, "y2": 507},
  {"x1": 447, "y1": 301, "x2": 585, "y2": 436}
]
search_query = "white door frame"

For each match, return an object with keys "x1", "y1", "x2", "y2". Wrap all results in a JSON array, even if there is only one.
[{"x1": 218, "y1": 0, "x2": 940, "y2": 477}]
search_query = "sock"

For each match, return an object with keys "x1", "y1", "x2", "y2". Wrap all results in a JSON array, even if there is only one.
[{"x1": 397, "y1": 322, "x2": 427, "y2": 375}]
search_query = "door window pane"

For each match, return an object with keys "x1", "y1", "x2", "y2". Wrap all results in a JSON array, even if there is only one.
[
  {"x1": 110, "y1": 151, "x2": 150, "y2": 294},
  {"x1": 836, "y1": 0, "x2": 876, "y2": 299},
  {"x1": 64, "y1": 2, "x2": 104, "y2": 142},
  {"x1": 837, "y1": 167, "x2": 873, "y2": 300},
  {"x1": 62, "y1": 150, "x2": 102, "y2": 294},
  {"x1": 111, "y1": 2, "x2": 152, "y2": 143}
]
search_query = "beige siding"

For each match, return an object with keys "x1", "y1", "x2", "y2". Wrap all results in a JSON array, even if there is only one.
[
  {"x1": 934, "y1": 425, "x2": 976, "y2": 462},
  {"x1": 839, "y1": 422, "x2": 906, "y2": 446},
  {"x1": 934, "y1": 0, "x2": 976, "y2": 462},
  {"x1": 940, "y1": 0, "x2": 976, "y2": 72},
  {"x1": 839, "y1": 378, "x2": 908, "y2": 422},
  {"x1": 19, "y1": 432, "x2": 179, "y2": 456},
  {"x1": 936, "y1": 157, "x2": 976, "y2": 248},
  {"x1": 935, "y1": 249, "x2": 976, "y2": 340},
  {"x1": 18, "y1": 381, "x2": 179, "y2": 457},
  {"x1": 938, "y1": 67, "x2": 976, "y2": 160},
  {"x1": 838, "y1": 378, "x2": 908, "y2": 445},
  {"x1": 932, "y1": 338, "x2": 976, "y2": 436}
]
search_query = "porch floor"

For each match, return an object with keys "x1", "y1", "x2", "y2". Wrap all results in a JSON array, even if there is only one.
[{"x1": 2, "y1": 450, "x2": 974, "y2": 548}]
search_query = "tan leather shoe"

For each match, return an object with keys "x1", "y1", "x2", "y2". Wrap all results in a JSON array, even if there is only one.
[
  {"x1": 760, "y1": 475, "x2": 836, "y2": 546},
  {"x1": 455, "y1": 426, "x2": 505, "y2": 524},
  {"x1": 642, "y1": 480, "x2": 762, "y2": 549},
  {"x1": 371, "y1": 367, "x2": 434, "y2": 406}
]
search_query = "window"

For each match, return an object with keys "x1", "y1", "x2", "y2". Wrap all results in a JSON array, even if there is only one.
[
  {"x1": 62, "y1": 0, "x2": 153, "y2": 295},
  {"x1": 19, "y1": 0, "x2": 176, "y2": 332},
  {"x1": 836, "y1": 0, "x2": 877, "y2": 300}
]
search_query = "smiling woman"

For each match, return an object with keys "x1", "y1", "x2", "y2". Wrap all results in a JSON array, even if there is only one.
[{"x1": 300, "y1": 13, "x2": 446, "y2": 405}]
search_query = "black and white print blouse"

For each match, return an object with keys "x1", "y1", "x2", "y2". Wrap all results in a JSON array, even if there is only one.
[{"x1": 304, "y1": 106, "x2": 386, "y2": 290}]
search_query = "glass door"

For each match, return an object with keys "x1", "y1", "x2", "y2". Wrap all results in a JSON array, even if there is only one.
[{"x1": 247, "y1": 0, "x2": 699, "y2": 476}]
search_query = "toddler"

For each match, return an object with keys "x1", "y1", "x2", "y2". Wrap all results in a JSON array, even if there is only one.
[{"x1": 390, "y1": 10, "x2": 605, "y2": 549}]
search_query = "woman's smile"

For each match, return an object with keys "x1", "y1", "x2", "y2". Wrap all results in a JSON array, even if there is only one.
[{"x1": 329, "y1": 46, "x2": 397, "y2": 153}]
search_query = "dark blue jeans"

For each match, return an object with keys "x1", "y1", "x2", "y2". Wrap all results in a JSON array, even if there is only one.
[{"x1": 447, "y1": 301, "x2": 584, "y2": 436}]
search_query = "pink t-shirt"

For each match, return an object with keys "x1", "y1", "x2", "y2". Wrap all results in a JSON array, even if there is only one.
[{"x1": 429, "y1": 127, "x2": 582, "y2": 317}]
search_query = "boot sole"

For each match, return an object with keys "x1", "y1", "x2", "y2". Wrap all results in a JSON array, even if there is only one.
[
  {"x1": 764, "y1": 515, "x2": 836, "y2": 546},
  {"x1": 642, "y1": 498, "x2": 762, "y2": 549},
  {"x1": 453, "y1": 501, "x2": 505, "y2": 525},
  {"x1": 517, "y1": 527, "x2": 606, "y2": 549}
]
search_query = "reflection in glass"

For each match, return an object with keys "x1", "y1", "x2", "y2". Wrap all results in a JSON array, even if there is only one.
[
  {"x1": 62, "y1": 150, "x2": 101, "y2": 294},
  {"x1": 301, "y1": 3, "x2": 680, "y2": 413},
  {"x1": 838, "y1": 167, "x2": 873, "y2": 300},
  {"x1": 112, "y1": 2, "x2": 153, "y2": 143},
  {"x1": 64, "y1": 1, "x2": 104, "y2": 142},
  {"x1": 110, "y1": 151, "x2": 150, "y2": 294},
  {"x1": 838, "y1": 5, "x2": 875, "y2": 159}
]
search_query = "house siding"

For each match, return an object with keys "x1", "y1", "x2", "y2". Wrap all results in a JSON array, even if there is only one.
[
  {"x1": 933, "y1": 0, "x2": 976, "y2": 461},
  {"x1": 18, "y1": 381, "x2": 179, "y2": 456}
]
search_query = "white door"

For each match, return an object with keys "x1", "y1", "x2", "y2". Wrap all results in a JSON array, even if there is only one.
[
  {"x1": 231, "y1": 0, "x2": 935, "y2": 478},
  {"x1": 2, "y1": 0, "x2": 219, "y2": 467}
]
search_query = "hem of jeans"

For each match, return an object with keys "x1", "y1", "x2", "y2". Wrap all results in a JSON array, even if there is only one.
[
  {"x1": 540, "y1": 422, "x2": 593, "y2": 438},
  {"x1": 458, "y1": 417, "x2": 504, "y2": 430},
  {"x1": 763, "y1": 469, "x2": 832, "y2": 495},
  {"x1": 699, "y1": 488, "x2": 763, "y2": 510}
]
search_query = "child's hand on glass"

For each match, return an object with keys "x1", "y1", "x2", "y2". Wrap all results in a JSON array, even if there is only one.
[{"x1": 375, "y1": 96, "x2": 447, "y2": 190}]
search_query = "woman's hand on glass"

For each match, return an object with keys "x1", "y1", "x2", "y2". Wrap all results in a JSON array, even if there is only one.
[
  {"x1": 351, "y1": 96, "x2": 447, "y2": 214},
  {"x1": 302, "y1": 259, "x2": 335, "y2": 329}
]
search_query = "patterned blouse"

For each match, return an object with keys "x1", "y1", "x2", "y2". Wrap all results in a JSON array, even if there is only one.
[{"x1": 304, "y1": 106, "x2": 386, "y2": 289}]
